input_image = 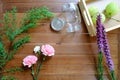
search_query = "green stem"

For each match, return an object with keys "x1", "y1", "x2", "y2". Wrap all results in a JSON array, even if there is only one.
[
  {"x1": 35, "y1": 56, "x2": 45, "y2": 80},
  {"x1": 98, "y1": 52, "x2": 104, "y2": 80},
  {"x1": 0, "y1": 68, "x2": 3, "y2": 80},
  {"x1": 7, "y1": 40, "x2": 14, "y2": 61},
  {"x1": 110, "y1": 70, "x2": 116, "y2": 80},
  {"x1": 31, "y1": 66, "x2": 36, "y2": 80}
]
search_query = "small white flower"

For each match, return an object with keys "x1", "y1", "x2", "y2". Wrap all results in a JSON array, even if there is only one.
[{"x1": 34, "y1": 46, "x2": 40, "y2": 53}]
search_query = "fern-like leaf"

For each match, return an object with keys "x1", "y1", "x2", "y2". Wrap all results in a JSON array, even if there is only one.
[
  {"x1": 3, "y1": 67, "x2": 23, "y2": 73},
  {"x1": 11, "y1": 7, "x2": 17, "y2": 30},
  {"x1": 12, "y1": 36, "x2": 30, "y2": 51},
  {"x1": 0, "y1": 42, "x2": 7, "y2": 68},
  {"x1": 1, "y1": 76, "x2": 17, "y2": 80},
  {"x1": 12, "y1": 7, "x2": 54, "y2": 39},
  {"x1": 7, "y1": 36, "x2": 30, "y2": 60},
  {"x1": 13, "y1": 22, "x2": 36, "y2": 37},
  {"x1": 0, "y1": 42, "x2": 7, "y2": 59}
]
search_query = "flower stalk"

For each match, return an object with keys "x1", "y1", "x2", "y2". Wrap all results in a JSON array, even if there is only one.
[
  {"x1": 35, "y1": 56, "x2": 45, "y2": 80},
  {"x1": 96, "y1": 14, "x2": 104, "y2": 80},
  {"x1": 98, "y1": 52, "x2": 104, "y2": 80},
  {"x1": 102, "y1": 26, "x2": 116, "y2": 80},
  {"x1": 96, "y1": 14, "x2": 116, "y2": 80},
  {"x1": 31, "y1": 66, "x2": 36, "y2": 80}
]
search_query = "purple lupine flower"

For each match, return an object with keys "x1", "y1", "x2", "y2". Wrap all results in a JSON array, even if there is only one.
[
  {"x1": 96, "y1": 14, "x2": 104, "y2": 52},
  {"x1": 102, "y1": 26, "x2": 114, "y2": 71}
]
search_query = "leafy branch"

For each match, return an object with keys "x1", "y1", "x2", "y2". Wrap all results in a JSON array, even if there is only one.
[
  {"x1": 0, "y1": 67, "x2": 23, "y2": 74},
  {"x1": 1, "y1": 76, "x2": 17, "y2": 80}
]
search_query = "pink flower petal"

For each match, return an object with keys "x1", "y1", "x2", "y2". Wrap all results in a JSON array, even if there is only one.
[
  {"x1": 41, "y1": 44, "x2": 55, "y2": 56},
  {"x1": 23, "y1": 55, "x2": 38, "y2": 68}
]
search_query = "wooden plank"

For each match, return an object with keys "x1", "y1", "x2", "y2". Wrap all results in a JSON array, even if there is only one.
[
  {"x1": 90, "y1": 33, "x2": 118, "y2": 44},
  {"x1": 0, "y1": 1, "x2": 3, "y2": 13},
  {"x1": 3, "y1": 3, "x2": 68, "y2": 12},
  {"x1": 4, "y1": 74, "x2": 111, "y2": 80},
  {"x1": 117, "y1": 29, "x2": 120, "y2": 79},
  {"x1": 17, "y1": 43, "x2": 94, "y2": 55},
  {"x1": 5, "y1": 54, "x2": 118, "y2": 65},
  {"x1": 107, "y1": 29, "x2": 119, "y2": 34},
  {"x1": 28, "y1": 23, "x2": 87, "y2": 33},
  {"x1": 27, "y1": 33, "x2": 117, "y2": 44},
  {"x1": 15, "y1": 43, "x2": 118, "y2": 56},
  {"x1": 28, "y1": 33, "x2": 90, "y2": 43},
  {"x1": 2, "y1": 0, "x2": 79, "y2": 3},
  {"x1": 5, "y1": 64, "x2": 118, "y2": 74},
  {"x1": 88, "y1": 43, "x2": 118, "y2": 56}
]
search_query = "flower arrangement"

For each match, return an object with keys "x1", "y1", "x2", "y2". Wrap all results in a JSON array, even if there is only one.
[
  {"x1": 0, "y1": 7, "x2": 54, "y2": 80},
  {"x1": 23, "y1": 44, "x2": 55, "y2": 80},
  {"x1": 96, "y1": 14, "x2": 116, "y2": 80}
]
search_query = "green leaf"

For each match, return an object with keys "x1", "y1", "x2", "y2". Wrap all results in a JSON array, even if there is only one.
[
  {"x1": 7, "y1": 36, "x2": 30, "y2": 60},
  {"x1": 0, "y1": 42, "x2": 7, "y2": 59},
  {"x1": 12, "y1": 36, "x2": 30, "y2": 51},
  {"x1": 1, "y1": 76, "x2": 17, "y2": 80},
  {"x1": 3, "y1": 67, "x2": 23, "y2": 73},
  {"x1": 0, "y1": 60, "x2": 6, "y2": 68},
  {"x1": 11, "y1": 7, "x2": 17, "y2": 30},
  {"x1": 24, "y1": 7, "x2": 54, "y2": 21},
  {"x1": 3, "y1": 11, "x2": 10, "y2": 29},
  {"x1": 5, "y1": 28, "x2": 14, "y2": 41},
  {"x1": 12, "y1": 7, "x2": 54, "y2": 38},
  {"x1": 13, "y1": 22, "x2": 36, "y2": 37},
  {"x1": 0, "y1": 42, "x2": 7, "y2": 68}
]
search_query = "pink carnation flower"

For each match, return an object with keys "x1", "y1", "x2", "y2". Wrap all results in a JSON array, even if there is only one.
[
  {"x1": 23, "y1": 55, "x2": 38, "y2": 68},
  {"x1": 41, "y1": 44, "x2": 55, "y2": 56}
]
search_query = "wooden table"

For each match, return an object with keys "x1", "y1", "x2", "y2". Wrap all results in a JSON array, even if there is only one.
[{"x1": 0, "y1": 0, "x2": 119, "y2": 80}]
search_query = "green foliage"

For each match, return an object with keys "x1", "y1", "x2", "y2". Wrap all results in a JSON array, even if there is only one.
[
  {"x1": 1, "y1": 76, "x2": 17, "y2": 80},
  {"x1": 0, "y1": 6, "x2": 54, "y2": 79},
  {"x1": 4, "y1": 7, "x2": 54, "y2": 41},
  {"x1": 0, "y1": 42, "x2": 7, "y2": 68},
  {"x1": 3, "y1": 67, "x2": 23, "y2": 73},
  {"x1": 0, "y1": 42, "x2": 7, "y2": 59},
  {"x1": 14, "y1": 7, "x2": 54, "y2": 38},
  {"x1": 12, "y1": 36, "x2": 30, "y2": 51},
  {"x1": 24, "y1": 6, "x2": 54, "y2": 22}
]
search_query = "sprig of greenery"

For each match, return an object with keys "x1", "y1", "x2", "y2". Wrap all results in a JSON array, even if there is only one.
[
  {"x1": 0, "y1": 42, "x2": 7, "y2": 68},
  {"x1": 12, "y1": 36, "x2": 30, "y2": 51},
  {"x1": 7, "y1": 36, "x2": 30, "y2": 60},
  {"x1": 2, "y1": 67, "x2": 23, "y2": 73},
  {"x1": 14, "y1": 7, "x2": 54, "y2": 38},
  {"x1": 1, "y1": 76, "x2": 17, "y2": 80}
]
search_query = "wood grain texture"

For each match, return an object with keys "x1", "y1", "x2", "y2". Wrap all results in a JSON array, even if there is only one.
[
  {"x1": 117, "y1": 28, "x2": 120, "y2": 79},
  {"x1": 0, "y1": 0, "x2": 3, "y2": 13},
  {"x1": 2, "y1": 0, "x2": 79, "y2": 3},
  {"x1": 1, "y1": 0, "x2": 119, "y2": 80}
]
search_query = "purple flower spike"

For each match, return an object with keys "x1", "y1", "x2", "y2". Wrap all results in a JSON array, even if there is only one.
[
  {"x1": 96, "y1": 14, "x2": 114, "y2": 71},
  {"x1": 96, "y1": 14, "x2": 104, "y2": 52},
  {"x1": 102, "y1": 26, "x2": 114, "y2": 71},
  {"x1": 96, "y1": 14, "x2": 116, "y2": 80}
]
